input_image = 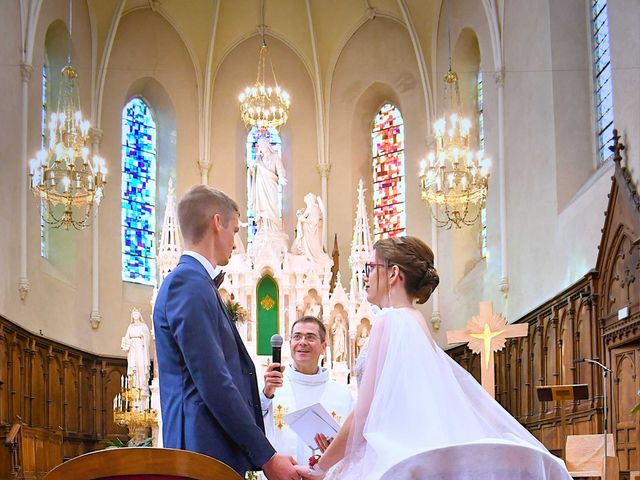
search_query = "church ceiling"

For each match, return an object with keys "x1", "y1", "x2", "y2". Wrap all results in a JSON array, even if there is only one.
[{"x1": 85, "y1": 0, "x2": 441, "y2": 94}]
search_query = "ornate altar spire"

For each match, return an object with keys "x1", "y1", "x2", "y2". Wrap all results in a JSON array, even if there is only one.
[
  {"x1": 349, "y1": 179, "x2": 374, "y2": 301},
  {"x1": 157, "y1": 178, "x2": 182, "y2": 283}
]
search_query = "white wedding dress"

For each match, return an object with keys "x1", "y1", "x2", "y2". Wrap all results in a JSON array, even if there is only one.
[{"x1": 325, "y1": 307, "x2": 570, "y2": 480}]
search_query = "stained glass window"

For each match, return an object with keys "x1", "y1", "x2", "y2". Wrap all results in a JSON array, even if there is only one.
[
  {"x1": 246, "y1": 126, "x2": 282, "y2": 244},
  {"x1": 477, "y1": 71, "x2": 487, "y2": 258},
  {"x1": 372, "y1": 103, "x2": 405, "y2": 240},
  {"x1": 121, "y1": 98, "x2": 157, "y2": 285},
  {"x1": 592, "y1": 0, "x2": 614, "y2": 163},
  {"x1": 40, "y1": 62, "x2": 49, "y2": 258}
]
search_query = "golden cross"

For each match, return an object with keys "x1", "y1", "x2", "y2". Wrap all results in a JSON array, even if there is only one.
[
  {"x1": 469, "y1": 323, "x2": 505, "y2": 368},
  {"x1": 447, "y1": 301, "x2": 528, "y2": 397},
  {"x1": 274, "y1": 404, "x2": 288, "y2": 430}
]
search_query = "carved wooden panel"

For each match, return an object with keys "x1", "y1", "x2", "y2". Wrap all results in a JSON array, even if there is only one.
[
  {"x1": 0, "y1": 315, "x2": 127, "y2": 478},
  {"x1": 611, "y1": 344, "x2": 639, "y2": 472}
]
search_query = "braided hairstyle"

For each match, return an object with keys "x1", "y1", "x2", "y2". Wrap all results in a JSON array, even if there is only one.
[{"x1": 373, "y1": 236, "x2": 440, "y2": 304}]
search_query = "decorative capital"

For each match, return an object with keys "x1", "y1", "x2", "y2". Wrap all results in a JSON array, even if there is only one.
[
  {"x1": 494, "y1": 69, "x2": 505, "y2": 87},
  {"x1": 89, "y1": 127, "x2": 103, "y2": 145},
  {"x1": 149, "y1": 0, "x2": 161, "y2": 13},
  {"x1": 430, "y1": 310, "x2": 442, "y2": 331},
  {"x1": 89, "y1": 310, "x2": 101, "y2": 329},
  {"x1": 499, "y1": 277, "x2": 509, "y2": 297},
  {"x1": 366, "y1": 7, "x2": 377, "y2": 20},
  {"x1": 198, "y1": 159, "x2": 211, "y2": 176},
  {"x1": 20, "y1": 63, "x2": 33, "y2": 82},
  {"x1": 18, "y1": 277, "x2": 30, "y2": 300},
  {"x1": 317, "y1": 163, "x2": 331, "y2": 178}
]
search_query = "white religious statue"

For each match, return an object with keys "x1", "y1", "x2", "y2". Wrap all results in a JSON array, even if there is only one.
[
  {"x1": 292, "y1": 193, "x2": 327, "y2": 263},
  {"x1": 331, "y1": 313, "x2": 348, "y2": 363},
  {"x1": 260, "y1": 317, "x2": 354, "y2": 465},
  {"x1": 248, "y1": 136, "x2": 287, "y2": 231},
  {"x1": 355, "y1": 320, "x2": 371, "y2": 358},
  {"x1": 121, "y1": 308, "x2": 151, "y2": 391},
  {"x1": 303, "y1": 295, "x2": 322, "y2": 319}
]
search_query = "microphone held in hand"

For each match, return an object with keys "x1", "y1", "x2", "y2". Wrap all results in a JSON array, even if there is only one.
[{"x1": 271, "y1": 334, "x2": 284, "y2": 372}]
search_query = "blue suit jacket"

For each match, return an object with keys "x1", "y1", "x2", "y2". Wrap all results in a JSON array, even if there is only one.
[{"x1": 153, "y1": 255, "x2": 275, "y2": 475}]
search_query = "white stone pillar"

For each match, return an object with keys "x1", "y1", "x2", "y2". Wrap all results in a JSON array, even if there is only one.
[
  {"x1": 19, "y1": 63, "x2": 33, "y2": 301},
  {"x1": 430, "y1": 205, "x2": 441, "y2": 331},
  {"x1": 89, "y1": 128, "x2": 103, "y2": 329},
  {"x1": 198, "y1": 159, "x2": 209, "y2": 185},
  {"x1": 317, "y1": 163, "x2": 330, "y2": 247},
  {"x1": 495, "y1": 70, "x2": 509, "y2": 296}
]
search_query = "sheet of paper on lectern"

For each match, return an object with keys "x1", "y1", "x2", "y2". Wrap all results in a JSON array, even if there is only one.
[{"x1": 282, "y1": 403, "x2": 340, "y2": 449}]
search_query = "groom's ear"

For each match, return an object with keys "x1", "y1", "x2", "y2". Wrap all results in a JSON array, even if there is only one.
[{"x1": 211, "y1": 213, "x2": 222, "y2": 232}]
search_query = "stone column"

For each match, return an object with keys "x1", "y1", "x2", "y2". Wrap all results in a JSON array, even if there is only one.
[
  {"x1": 317, "y1": 163, "x2": 330, "y2": 247},
  {"x1": 430, "y1": 205, "x2": 441, "y2": 331},
  {"x1": 19, "y1": 63, "x2": 33, "y2": 301},
  {"x1": 89, "y1": 127, "x2": 103, "y2": 329},
  {"x1": 495, "y1": 70, "x2": 509, "y2": 296}
]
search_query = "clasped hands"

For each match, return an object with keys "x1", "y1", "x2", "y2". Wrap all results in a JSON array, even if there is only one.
[{"x1": 263, "y1": 453, "x2": 326, "y2": 480}]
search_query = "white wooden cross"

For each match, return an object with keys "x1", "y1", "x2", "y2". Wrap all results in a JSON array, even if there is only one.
[{"x1": 447, "y1": 301, "x2": 528, "y2": 398}]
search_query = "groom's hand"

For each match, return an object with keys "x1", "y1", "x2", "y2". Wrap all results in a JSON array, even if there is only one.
[
  {"x1": 263, "y1": 363, "x2": 285, "y2": 398},
  {"x1": 262, "y1": 453, "x2": 299, "y2": 480}
]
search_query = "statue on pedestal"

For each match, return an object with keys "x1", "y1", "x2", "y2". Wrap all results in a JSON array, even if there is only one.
[
  {"x1": 331, "y1": 312, "x2": 348, "y2": 363},
  {"x1": 303, "y1": 295, "x2": 322, "y2": 319},
  {"x1": 121, "y1": 308, "x2": 151, "y2": 392},
  {"x1": 248, "y1": 136, "x2": 287, "y2": 232},
  {"x1": 292, "y1": 193, "x2": 327, "y2": 264}
]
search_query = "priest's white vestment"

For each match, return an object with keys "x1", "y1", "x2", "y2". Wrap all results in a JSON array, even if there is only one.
[{"x1": 260, "y1": 365, "x2": 354, "y2": 464}]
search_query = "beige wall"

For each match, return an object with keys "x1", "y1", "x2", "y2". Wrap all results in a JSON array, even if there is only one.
[{"x1": 1, "y1": 1, "x2": 638, "y2": 355}]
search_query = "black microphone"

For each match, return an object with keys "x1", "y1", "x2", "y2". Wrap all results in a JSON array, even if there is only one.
[
  {"x1": 271, "y1": 334, "x2": 284, "y2": 372},
  {"x1": 574, "y1": 358, "x2": 586, "y2": 363}
]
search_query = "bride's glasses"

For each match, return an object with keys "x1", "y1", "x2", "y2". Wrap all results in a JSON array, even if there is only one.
[{"x1": 364, "y1": 262, "x2": 389, "y2": 277}]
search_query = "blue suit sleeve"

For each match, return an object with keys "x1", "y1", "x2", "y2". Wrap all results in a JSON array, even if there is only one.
[{"x1": 165, "y1": 273, "x2": 275, "y2": 467}]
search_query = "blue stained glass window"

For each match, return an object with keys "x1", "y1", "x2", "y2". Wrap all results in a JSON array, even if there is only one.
[
  {"x1": 591, "y1": 0, "x2": 614, "y2": 163},
  {"x1": 121, "y1": 98, "x2": 157, "y2": 285},
  {"x1": 372, "y1": 103, "x2": 406, "y2": 240},
  {"x1": 40, "y1": 62, "x2": 48, "y2": 258},
  {"x1": 246, "y1": 126, "x2": 282, "y2": 244}
]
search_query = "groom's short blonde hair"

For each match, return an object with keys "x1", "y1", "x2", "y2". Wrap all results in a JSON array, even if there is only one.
[{"x1": 178, "y1": 185, "x2": 239, "y2": 244}]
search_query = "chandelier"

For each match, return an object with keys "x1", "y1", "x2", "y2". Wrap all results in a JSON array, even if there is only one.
[
  {"x1": 28, "y1": 0, "x2": 106, "y2": 230},
  {"x1": 419, "y1": 68, "x2": 489, "y2": 229},
  {"x1": 238, "y1": 0, "x2": 290, "y2": 130}
]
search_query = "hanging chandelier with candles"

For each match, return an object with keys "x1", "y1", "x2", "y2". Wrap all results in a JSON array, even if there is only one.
[
  {"x1": 29, "y1": 0, "x2": 106, "y2": 230},
  {"x1": 238, "y1": 2, "x2": 290, "y2": 130},
  {"x1": 419, "y1": 59, "x2": 489, "y2": 229}
]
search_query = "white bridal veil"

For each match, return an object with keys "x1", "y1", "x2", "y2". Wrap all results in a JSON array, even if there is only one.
[{"x1": 325, "y1": 307, "x2": 570, "y2": 480}]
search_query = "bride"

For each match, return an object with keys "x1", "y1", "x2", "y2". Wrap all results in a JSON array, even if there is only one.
[{"x1": 295, "y1": 236, "x2": 570, "y2": 479}]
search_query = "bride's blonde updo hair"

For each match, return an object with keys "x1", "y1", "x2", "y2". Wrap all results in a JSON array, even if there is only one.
[{"x1": 373, "y1": 235, "x2": 440, "y2": 304}]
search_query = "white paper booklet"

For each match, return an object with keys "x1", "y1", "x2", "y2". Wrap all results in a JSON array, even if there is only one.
[{"x1": 282, "y1": 403, "x2": 341, "y2": 449}]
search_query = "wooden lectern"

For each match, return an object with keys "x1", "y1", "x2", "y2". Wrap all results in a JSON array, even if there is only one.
[{"x1": 536, "y1": 384, "x2": 589, "y2": 457}]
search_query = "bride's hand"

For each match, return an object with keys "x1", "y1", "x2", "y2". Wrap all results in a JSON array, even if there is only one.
[{"x1": 294, "y1": 464, "x2": 325, "y2": 479}]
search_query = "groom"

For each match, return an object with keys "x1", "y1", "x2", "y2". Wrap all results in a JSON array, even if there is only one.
[{"x1": 153, "y1": 185, "x2": 299, "y2": 479}]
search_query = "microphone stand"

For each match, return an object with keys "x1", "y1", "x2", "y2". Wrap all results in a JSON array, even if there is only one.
[{"x1": 578, "y1": 358, "x2": 612, "y2": 479}]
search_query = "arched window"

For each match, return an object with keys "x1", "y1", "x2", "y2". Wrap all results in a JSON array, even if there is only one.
[
  {"x1": 246, "y1": 126, "x2": 282, "y2": 243},
  {"x1": 477, "y1": 71, "x2": 487, "y2": 258},
  {"x1": 121, "y1": 98, "x2": 157, "y2": 285},
  {"x1": 371, "y1": 103, "x2": 405, "y2": 240},
  {"x1": 591, "y1": 0, "x2": 614, "y2": 163}
]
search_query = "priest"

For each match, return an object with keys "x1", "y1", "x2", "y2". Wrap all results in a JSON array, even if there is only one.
[{"x1": 260, "y1": 316, "x2": 354, "y2": 464}]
